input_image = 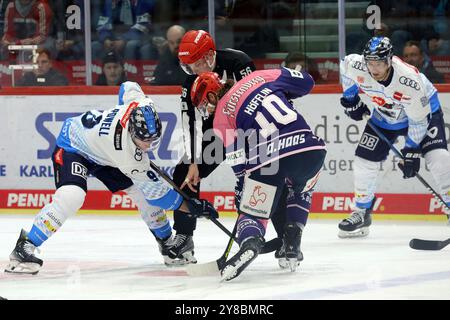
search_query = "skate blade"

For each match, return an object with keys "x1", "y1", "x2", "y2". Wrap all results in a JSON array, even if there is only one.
[
  {"x1": 163, "y1": 251, "x2": 197, "y2": 266},
  {"x1": 338, "y1": 227, "x2": 370, "y2": 239},
  {"x1": 278, "y1": 257, "x2": 301, "y2": 270},
  {"x1": 4, "y1": 260, "x2": 40, "y2": 275},
  {"x1": 221, "y1": 250, "x2": 255, "y2": 282}
]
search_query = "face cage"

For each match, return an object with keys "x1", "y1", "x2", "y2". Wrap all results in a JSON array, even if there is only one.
[
  {"x1": 364, "y1": 56, "x2": 392, "y2": 69},
  {"x1": 180, "y1": 51, "x2": 216, "y2": 75},
  {"x1": 131, "y1": 131, "x2": 162, "y2": 151},
  {"x1": 196, "y1": 100, "x2": 210, "y2": 118}
]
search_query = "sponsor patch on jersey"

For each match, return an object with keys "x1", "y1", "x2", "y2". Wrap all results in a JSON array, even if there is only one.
[
  {"x1": 120, "y1": 101, "x2": 139, "y2": 128},
  {"x1": 371, "y1": 96, "x2": 386, "y2": 106},
  {"x1": 71, "y1": 162, "x2": 87, "y2": 180},
  {"x1": 393, "y1": 91, "x2": 403, "y2": 101},
  {"x1": 359, "y1": 133, "x2": 379, "y2": 151},
  {"x1": 114, "y1": 121, "x2": 123, "y2": 150},
  {"x1": 240, "y1": 178, "x2": 277, "y2": 219},
  {"x1": 399, "y1": 76, "x2": 420, "y2": 91}
]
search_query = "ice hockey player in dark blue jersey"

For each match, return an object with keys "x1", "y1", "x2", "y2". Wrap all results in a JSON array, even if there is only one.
[{"x1": 190, "y1": 68, "x2": 327, "y2": 281}]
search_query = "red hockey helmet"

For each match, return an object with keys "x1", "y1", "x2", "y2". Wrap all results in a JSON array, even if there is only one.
[
  {"x1": 178, "y1": 30, "x2": 216, "y2": 74},
  {"x1": 191, "y1": 72, "x2": 223, "y2": 117}
]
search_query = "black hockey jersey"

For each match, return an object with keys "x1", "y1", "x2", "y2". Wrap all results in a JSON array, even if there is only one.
[{"x1": 180, "y1": 48, "x2": 256, "y2": 165}]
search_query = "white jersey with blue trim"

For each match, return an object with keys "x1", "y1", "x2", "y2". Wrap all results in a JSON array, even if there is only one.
[
  {"x1": 56, "y1": 82, "x2": 175, "y2": 204},
  {"x1": 340, "y1": 54, "x2": 441, "y2": 146}
]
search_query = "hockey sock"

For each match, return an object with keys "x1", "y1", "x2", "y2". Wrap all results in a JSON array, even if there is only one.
[
  {"x1": 125, "y1": 185, "x2": 174, "y2": 238},
  {"x1": 150, "y1": 221, "x2": 172, "y2": 240},
  {"x1": 286, "y1": 190, "x2": 312, "y2": 226},
  {"x1": 28, "y1": 185, "x2": 85, "y2": 247},
  {"x1": 236, "y1": 214, "x2": 268, "y2": 245},
  {"x1": 354, "y1": 156, "x2": 379, "y2": 206}
]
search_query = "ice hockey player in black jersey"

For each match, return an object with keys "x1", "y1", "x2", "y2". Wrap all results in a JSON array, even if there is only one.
[{"x1": 169, "y1": 29, "x2": 257, "y2": 262}]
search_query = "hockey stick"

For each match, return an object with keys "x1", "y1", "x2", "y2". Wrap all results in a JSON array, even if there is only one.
[
  {"x1": 186, "y1": 219, "x2": 239, "y2": 276},
  {"x1": 186, "y1": 231, "x2": 282, "y2": 276},
  {"x1": 363, "y1": 115, "x2": 450, "y2": 250},
  {"x1": 149, "y1": 161, "x2": 237, "y2": 241},
  {"x1": 150, "y1": 161, "x2": 282, "y2": 274},
  {"x1": 408, "y1": 238, "x2": 450, "y2": 251}
]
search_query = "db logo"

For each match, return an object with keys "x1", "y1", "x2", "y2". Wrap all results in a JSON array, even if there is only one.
[
  {"x1": 359, "y1": 133, "x2": 379, "y2": 151},
  {"x1": 371, "y1": 96, "x2": 386, "y2": 106},
  {"x1": 249, "y1": 186, "x2": 267, "y2": 207}
]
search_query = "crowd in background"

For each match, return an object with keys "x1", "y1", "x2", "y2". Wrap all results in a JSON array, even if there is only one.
[{"x1": 0, "y1": 0, "x2": 448, "y2": 86}]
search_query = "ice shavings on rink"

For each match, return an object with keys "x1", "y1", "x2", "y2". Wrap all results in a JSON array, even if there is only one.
[{"x1": 1, "y1": 214, "x2": 450, "y2": 300}]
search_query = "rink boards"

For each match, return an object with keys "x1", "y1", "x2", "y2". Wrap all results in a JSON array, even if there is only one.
[{"x1": 0, "y1": 85, "x2": 449, "y2": 219}]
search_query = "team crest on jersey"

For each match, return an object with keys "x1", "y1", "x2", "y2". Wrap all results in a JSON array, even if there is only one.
[{"x1": 357, "y1": 76, "x2": 365, "y2": 83}]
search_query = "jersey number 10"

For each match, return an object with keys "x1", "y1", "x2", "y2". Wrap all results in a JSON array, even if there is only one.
[{"x1": 254, "y1": 95, "x2": 297, "y2": 138}]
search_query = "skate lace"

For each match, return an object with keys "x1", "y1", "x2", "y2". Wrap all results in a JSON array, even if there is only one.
[
  {"x1": 172, "y1": 234, "x2": 188, "y2": 248},
  {"x1": 23, "y1": 241, "x2": 40, "y2": 256},
  {"x1": 346, "y1": 211, "x2": 364, "y2": 224}
]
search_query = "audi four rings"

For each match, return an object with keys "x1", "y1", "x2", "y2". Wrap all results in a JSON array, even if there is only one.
[{"x1": 399, "y1": 76, "x2": 420, "y2": 90}]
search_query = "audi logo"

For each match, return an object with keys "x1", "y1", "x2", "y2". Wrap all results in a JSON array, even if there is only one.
[{"x1": 399, "y1": 76, "x2": 420, "y2": 90}]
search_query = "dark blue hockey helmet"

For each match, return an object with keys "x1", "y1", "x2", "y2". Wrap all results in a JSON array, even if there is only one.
[
  {"x1": 363, "y1": 37, "x2": 393, "y2": 62},
  {"x1": 129, "y1": 100, "x2": 162, "y2": 149}
]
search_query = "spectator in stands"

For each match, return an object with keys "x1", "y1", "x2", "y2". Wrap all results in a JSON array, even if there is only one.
[
  {"x1": 421, "y1": 30, "x2": 450, "y2": 57},
  {"x1": 151, "y1": 25, "x2": 187, "y2": 85},
  {"x1": 17, "y1": 48, "x2": 69, "y2": 86},
  {"x1": 403, "y1": 40, "x2": 444, "y2": 84},
  {"x1": 283, "y1": 51, "x2": 324, "y2": 84},
  {"x1": 95, "y1": 50, "x2": 127, "y2": 86},
  {"x1": 52, "y1": 0, "x2": 86, "y2": 61},
  {"x1": 91, "y1": 0, "x2": 158, "y2": 61},
  {"x1": 1, "y1": 0, "x2": 54, "y2": 57}
]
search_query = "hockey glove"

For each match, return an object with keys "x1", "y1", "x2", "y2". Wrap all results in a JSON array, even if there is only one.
[
  {"x1": 398, "y1": 147, "x2": 421, "y2": 178},
  {"x1": 340, "y1": 96, "x2": 370, "y2": 121},
  {"x1": 186, "y1": 198, "x2": 219, "y2": 219}
]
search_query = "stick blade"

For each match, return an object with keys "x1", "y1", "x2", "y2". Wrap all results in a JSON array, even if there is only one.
[
  {"x1": 186, "y1": 260, "x2": 221, "y2": 276},
  {"x1": 409, "y1": 238, "x2": 450, "y2": 251}
]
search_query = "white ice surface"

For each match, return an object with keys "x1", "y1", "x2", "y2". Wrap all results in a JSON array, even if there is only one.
[{"x1": 1, "y1": 214, "x2": 450, "y2": 300}]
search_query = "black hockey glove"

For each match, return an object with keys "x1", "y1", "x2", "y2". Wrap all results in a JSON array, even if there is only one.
[
  {"x1": 340, "y1": 96, "x2": 370, "y2": 121},
  {"x1": 186, "y1": 198, "x2": 219, "y2": 219},
  {"x1": 398, "y1": 147, "x2": 421, "y2": 178}
]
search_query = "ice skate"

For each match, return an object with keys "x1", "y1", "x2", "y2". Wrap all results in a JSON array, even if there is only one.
[
  {"x1": 5, "y1": 229, "x2": 43, "y2": 275},
  {"x1": 276, "y1": 222, "x2": 304, "y2": 272},
  {"x1": 221, "y1": 236, "x2": 264, "y2": 281},
  {"x1": 167, "y1": 233, "x2": 197, "y2": 265},
  {"x1": 338, "y1": 200, "x2": 375, "y2": 238}
]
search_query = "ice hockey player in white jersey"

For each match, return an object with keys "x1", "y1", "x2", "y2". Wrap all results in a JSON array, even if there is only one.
[
  {"x1": 5, "y1": 81, "x2": 219, "y2": 275},
  {"x1": 338, "y1": 36, "x2": 450, "y2": 238}
]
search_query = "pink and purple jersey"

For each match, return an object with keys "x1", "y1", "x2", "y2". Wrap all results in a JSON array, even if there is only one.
[{"x1": 214, "y1": 68, "x2": 326, "y2": 177}]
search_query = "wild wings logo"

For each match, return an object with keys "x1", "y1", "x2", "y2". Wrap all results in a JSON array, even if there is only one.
[{"x1": 249, "y1": 186, "x2": 267, "y2": 207}]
